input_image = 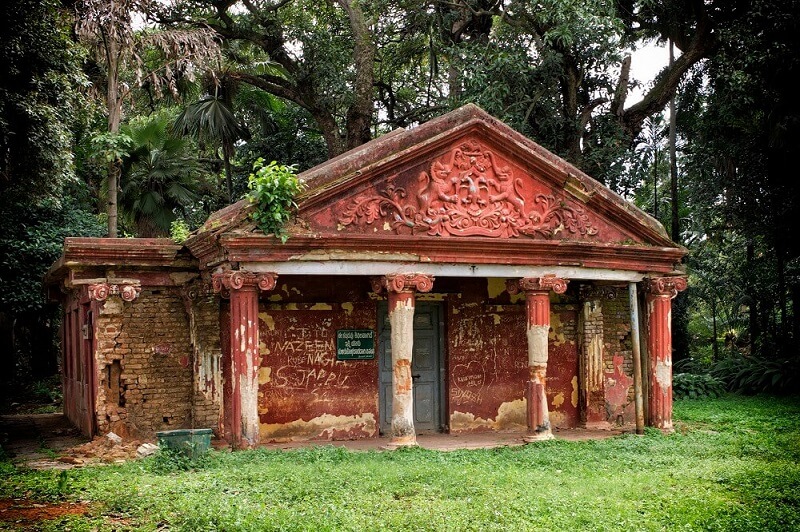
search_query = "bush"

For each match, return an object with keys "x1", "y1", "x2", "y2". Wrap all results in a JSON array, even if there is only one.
[
  {"x1": 673, "y1": 373, "x2": 726, "y2": 400},
  {"x1": 711, "y1": 354, "x2": 800, "y2": 395},
  {"x1": 247, "y1": 159, "x2": 303, "y2": 242}
]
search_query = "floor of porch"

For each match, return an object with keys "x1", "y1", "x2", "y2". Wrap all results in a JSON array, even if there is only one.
[{"x1": 254, "y1": 426, "x2": 629, "y2": 452}]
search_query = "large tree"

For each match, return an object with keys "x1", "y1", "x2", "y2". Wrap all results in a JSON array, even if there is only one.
[{"x1": 682, "y1": 0, "x2": 799, "y2": 362}]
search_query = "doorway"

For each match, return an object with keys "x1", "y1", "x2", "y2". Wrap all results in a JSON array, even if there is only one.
[{"x1": 378, "y1": 302, "x2": 445, "y2": 434}]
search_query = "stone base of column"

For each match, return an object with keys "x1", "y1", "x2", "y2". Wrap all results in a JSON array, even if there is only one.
[
  {"x1": 523, "y1": 432, "x2": 554, "y2": 442},
  {"x1": 382, "y1": 435, "x2": 418, "y2": 450}
]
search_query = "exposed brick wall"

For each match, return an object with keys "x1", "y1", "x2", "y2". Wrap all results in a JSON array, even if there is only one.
[
  {"x1": 602, "y1": 291, "x2": 635, "y2": 424},
  {"x1": 190, "y1": 295, "x2": 223, "y2": 432},
  {"x1": 93, "y1": 290, "x2": 194, "y2": 437}
]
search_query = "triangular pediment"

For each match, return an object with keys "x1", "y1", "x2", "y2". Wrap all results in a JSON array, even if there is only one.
[
  {"x1": 296, "y1": 105, "x2": 673, "y2": 248},
  {"x1": 188, "y1": 105, "x2": 684, "y2": 273}
]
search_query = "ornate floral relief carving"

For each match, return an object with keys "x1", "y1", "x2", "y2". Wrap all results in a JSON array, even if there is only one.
[
  {"x1": 88, "y1": 283, "x2": 141, "y2": 302},
  {"x1": 506, "y1": 275, "x2": 569, "y2": 295},
  {"x1": 645, "y1": 276, "x2": 688, "y2": 299},
  {"x1": 212, "y1": 271, "x2": 278, "y2": 297},
  {"x1": 340, "y1": 141, "x2": 598, "y2": 239},
  {"x1": 371, "y1": 273, "x2": 435, "y2": 294}
]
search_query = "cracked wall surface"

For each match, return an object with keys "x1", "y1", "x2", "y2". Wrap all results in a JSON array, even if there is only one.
[
  {"x1": 189, "y1": 295, "x2": 223, "y2": 432},
  {"x1": 602, "y1": 295, "x2": 636, "y2": 424}
]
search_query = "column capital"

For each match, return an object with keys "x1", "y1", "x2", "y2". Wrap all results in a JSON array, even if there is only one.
[
  {"x1": 645, "y1": 276, "x2": 687, "y2": 299},
  {"x1": 507, "y1": 274, "x2": 569, "y2": 295},
  {"x1": 212, "y1": 271, "x2": 278, "y2": 296},
  {"x1": 88, "y1": 283, "x2": 141, "y2": 302},
  {"x1": 371, "y1": 273, "x2": 434, "y2": 294}
]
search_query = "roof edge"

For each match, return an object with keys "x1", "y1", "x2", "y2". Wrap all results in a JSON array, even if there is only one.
[{"x1": 45, "y1": 237, "x2": 188, "y2": 285}]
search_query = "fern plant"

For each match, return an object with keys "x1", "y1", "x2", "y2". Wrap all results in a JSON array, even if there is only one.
[{"x1": 247, "y1": 159, "x2": 303, "y2": 243}]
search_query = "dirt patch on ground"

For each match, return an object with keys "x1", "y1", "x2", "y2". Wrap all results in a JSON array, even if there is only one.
[
  {"x1": 0, "y1": 498, "x2": 92, "y2": 525},
  {"x1": 0, "y1": 413, "x2": 151, "y2": 469}
]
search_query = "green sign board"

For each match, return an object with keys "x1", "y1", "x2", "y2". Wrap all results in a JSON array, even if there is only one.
[{"x1": 336, "y1": 329, "x2": 375, "y2": 360}]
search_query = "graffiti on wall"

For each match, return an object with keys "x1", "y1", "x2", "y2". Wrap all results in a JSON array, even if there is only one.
[{"x1": 258, "y1": 302, "x2": 379, "y2": 441}]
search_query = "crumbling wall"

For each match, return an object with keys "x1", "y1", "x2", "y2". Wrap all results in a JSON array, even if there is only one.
[
  {"x1": 602, "y1": 292, "x2": 635, "y2": 424},
  {"x1": 189, "y1": 294, "x2": 223, "y2": 432},
  {"x1": 94, "y1": 290, "x2": 193, "y2": 436}
]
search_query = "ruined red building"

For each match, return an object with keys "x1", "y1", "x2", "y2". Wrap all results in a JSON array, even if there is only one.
[{"x1": 47, "y1": 105, "x2": 687, "y2": 448}]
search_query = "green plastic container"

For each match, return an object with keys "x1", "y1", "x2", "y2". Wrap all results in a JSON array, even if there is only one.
[{"x1": 155, "y1": 428, "x2": 213, "y2": 459}]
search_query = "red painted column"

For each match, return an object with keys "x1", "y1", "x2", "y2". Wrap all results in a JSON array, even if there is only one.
[
  {"x1": 372, "y1": 273, "x2": 434, "y2": 449},
  {"x1": 507, "y1": 275, "x2": 569, "y2": 441},
  {"x1": 213, "y1": 271, "x2": 277, "y2": 449},
  {"x1": 644, "y1": 276, "x2": 687, "y2": 431}
]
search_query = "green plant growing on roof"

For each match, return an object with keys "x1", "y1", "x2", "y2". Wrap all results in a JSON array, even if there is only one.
[{"x1": 247, "y1": 159, "x2": 303, "y2": 243}]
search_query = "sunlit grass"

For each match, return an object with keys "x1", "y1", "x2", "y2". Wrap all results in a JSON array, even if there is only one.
[{"x1": 2, "y1": 395, "x2": 798, "y2": 530}]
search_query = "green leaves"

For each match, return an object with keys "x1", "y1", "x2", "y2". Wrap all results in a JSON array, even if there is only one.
[
  {"x1": 247, "y1": 158, "x2": 303, "y2": 243},
  {"x1": 90, "y1": 131, "x2": 135, "y2": 164},
  {"x1": 673, "y1": 373, "x2": 726, "y2": 400}
]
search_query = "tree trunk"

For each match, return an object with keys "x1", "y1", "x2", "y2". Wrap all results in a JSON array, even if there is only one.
[
  {"x1": 776, "y1": 238, "x2": 788, "y2": 352},
  {"x1": 338, "y1": 0, "x2": 376, "y2": 150},
  {"x1": 223, "y1": 151, "x2": 234, "y2": 202},
  {"x1": 711, "y1": 296, "x2": 718, "y2": 362},
  {"x1": 668, "y1": 40, "x2": 680, "y2": 244},
  {"x1": 106, "y1": 35, "x2": 121, "y2": 238},
  {"x1": 561, "y1": 56, "x2": 582, "y2": 163},
  {"x1": 619, "y1": 10, "x2": 716, "y2": 140},
  {"x1": 747, "y1": 241, "x2": 760, "y2": 349},
  {"x1": 653, "y1": 147, "x2": 659, "y2": 219}
]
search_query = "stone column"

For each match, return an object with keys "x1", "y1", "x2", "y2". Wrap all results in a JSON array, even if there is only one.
[
  {"x1": 372, "y1": 273, "x2": 434, "y2": 448},
  {"x1": 644, "y1": 276, "x2": 687, "y2": 431},
  {"x1": 507, "y1": 275, "x2": 568, "y2": 441},
  {"x1": 213, "y1": 270, "x2": 277, "y2": 449}
]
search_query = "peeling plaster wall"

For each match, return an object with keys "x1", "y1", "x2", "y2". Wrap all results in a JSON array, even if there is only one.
[
  {"x1": 258, "y1": 276, "x2": 379, "y2": 442},
  {"x1": 447, "y1": 279, "x2": 579, "y2": 433},
  {"x1": 189, "y1": 295, "x2": 223, "y2": 432},
  {"x1": 602, "y1": 295, "x2": 636, "y2": 424},
  {"x1": 93, "y1": 290, "x2": 194, "y2": 437}
]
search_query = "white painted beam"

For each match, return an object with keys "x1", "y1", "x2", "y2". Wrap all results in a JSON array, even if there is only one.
[{"x1": 241, "y1": 261, "x2": 644, "y2": 281}]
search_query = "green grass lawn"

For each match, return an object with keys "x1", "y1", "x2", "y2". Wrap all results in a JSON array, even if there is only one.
[{"x1": 2, "y1": 395, "x2": 799, "y2": 531}]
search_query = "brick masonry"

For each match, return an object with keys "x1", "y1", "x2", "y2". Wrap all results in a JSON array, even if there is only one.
[{"x1": 93, "y1": 290, "x2": 194, "y2": 437}]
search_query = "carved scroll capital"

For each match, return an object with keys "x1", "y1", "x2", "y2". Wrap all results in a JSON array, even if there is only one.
[
  {"x1": 507, "y1": 275, "x2": 569, "y2": 295},
  {"x1": 372, "y1": 273, "x2": 435, "y2": 294},
  {"x1": 212, "y1": 271, "x2": 278, "y2": 297},
  {"x1": 645, "y1": 276, "x2": 687, "y2": 299},
  {"x1": 88, "y1": 283, "x2": 141, "y2": 302}
]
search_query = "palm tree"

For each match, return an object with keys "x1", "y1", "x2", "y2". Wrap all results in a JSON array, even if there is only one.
[
  {"x1": 119, "y1": 116, "x2": 202, "y2": 237},
  {"x1": 173, "y1": 91, "x2": 249, "y2": 202}
]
